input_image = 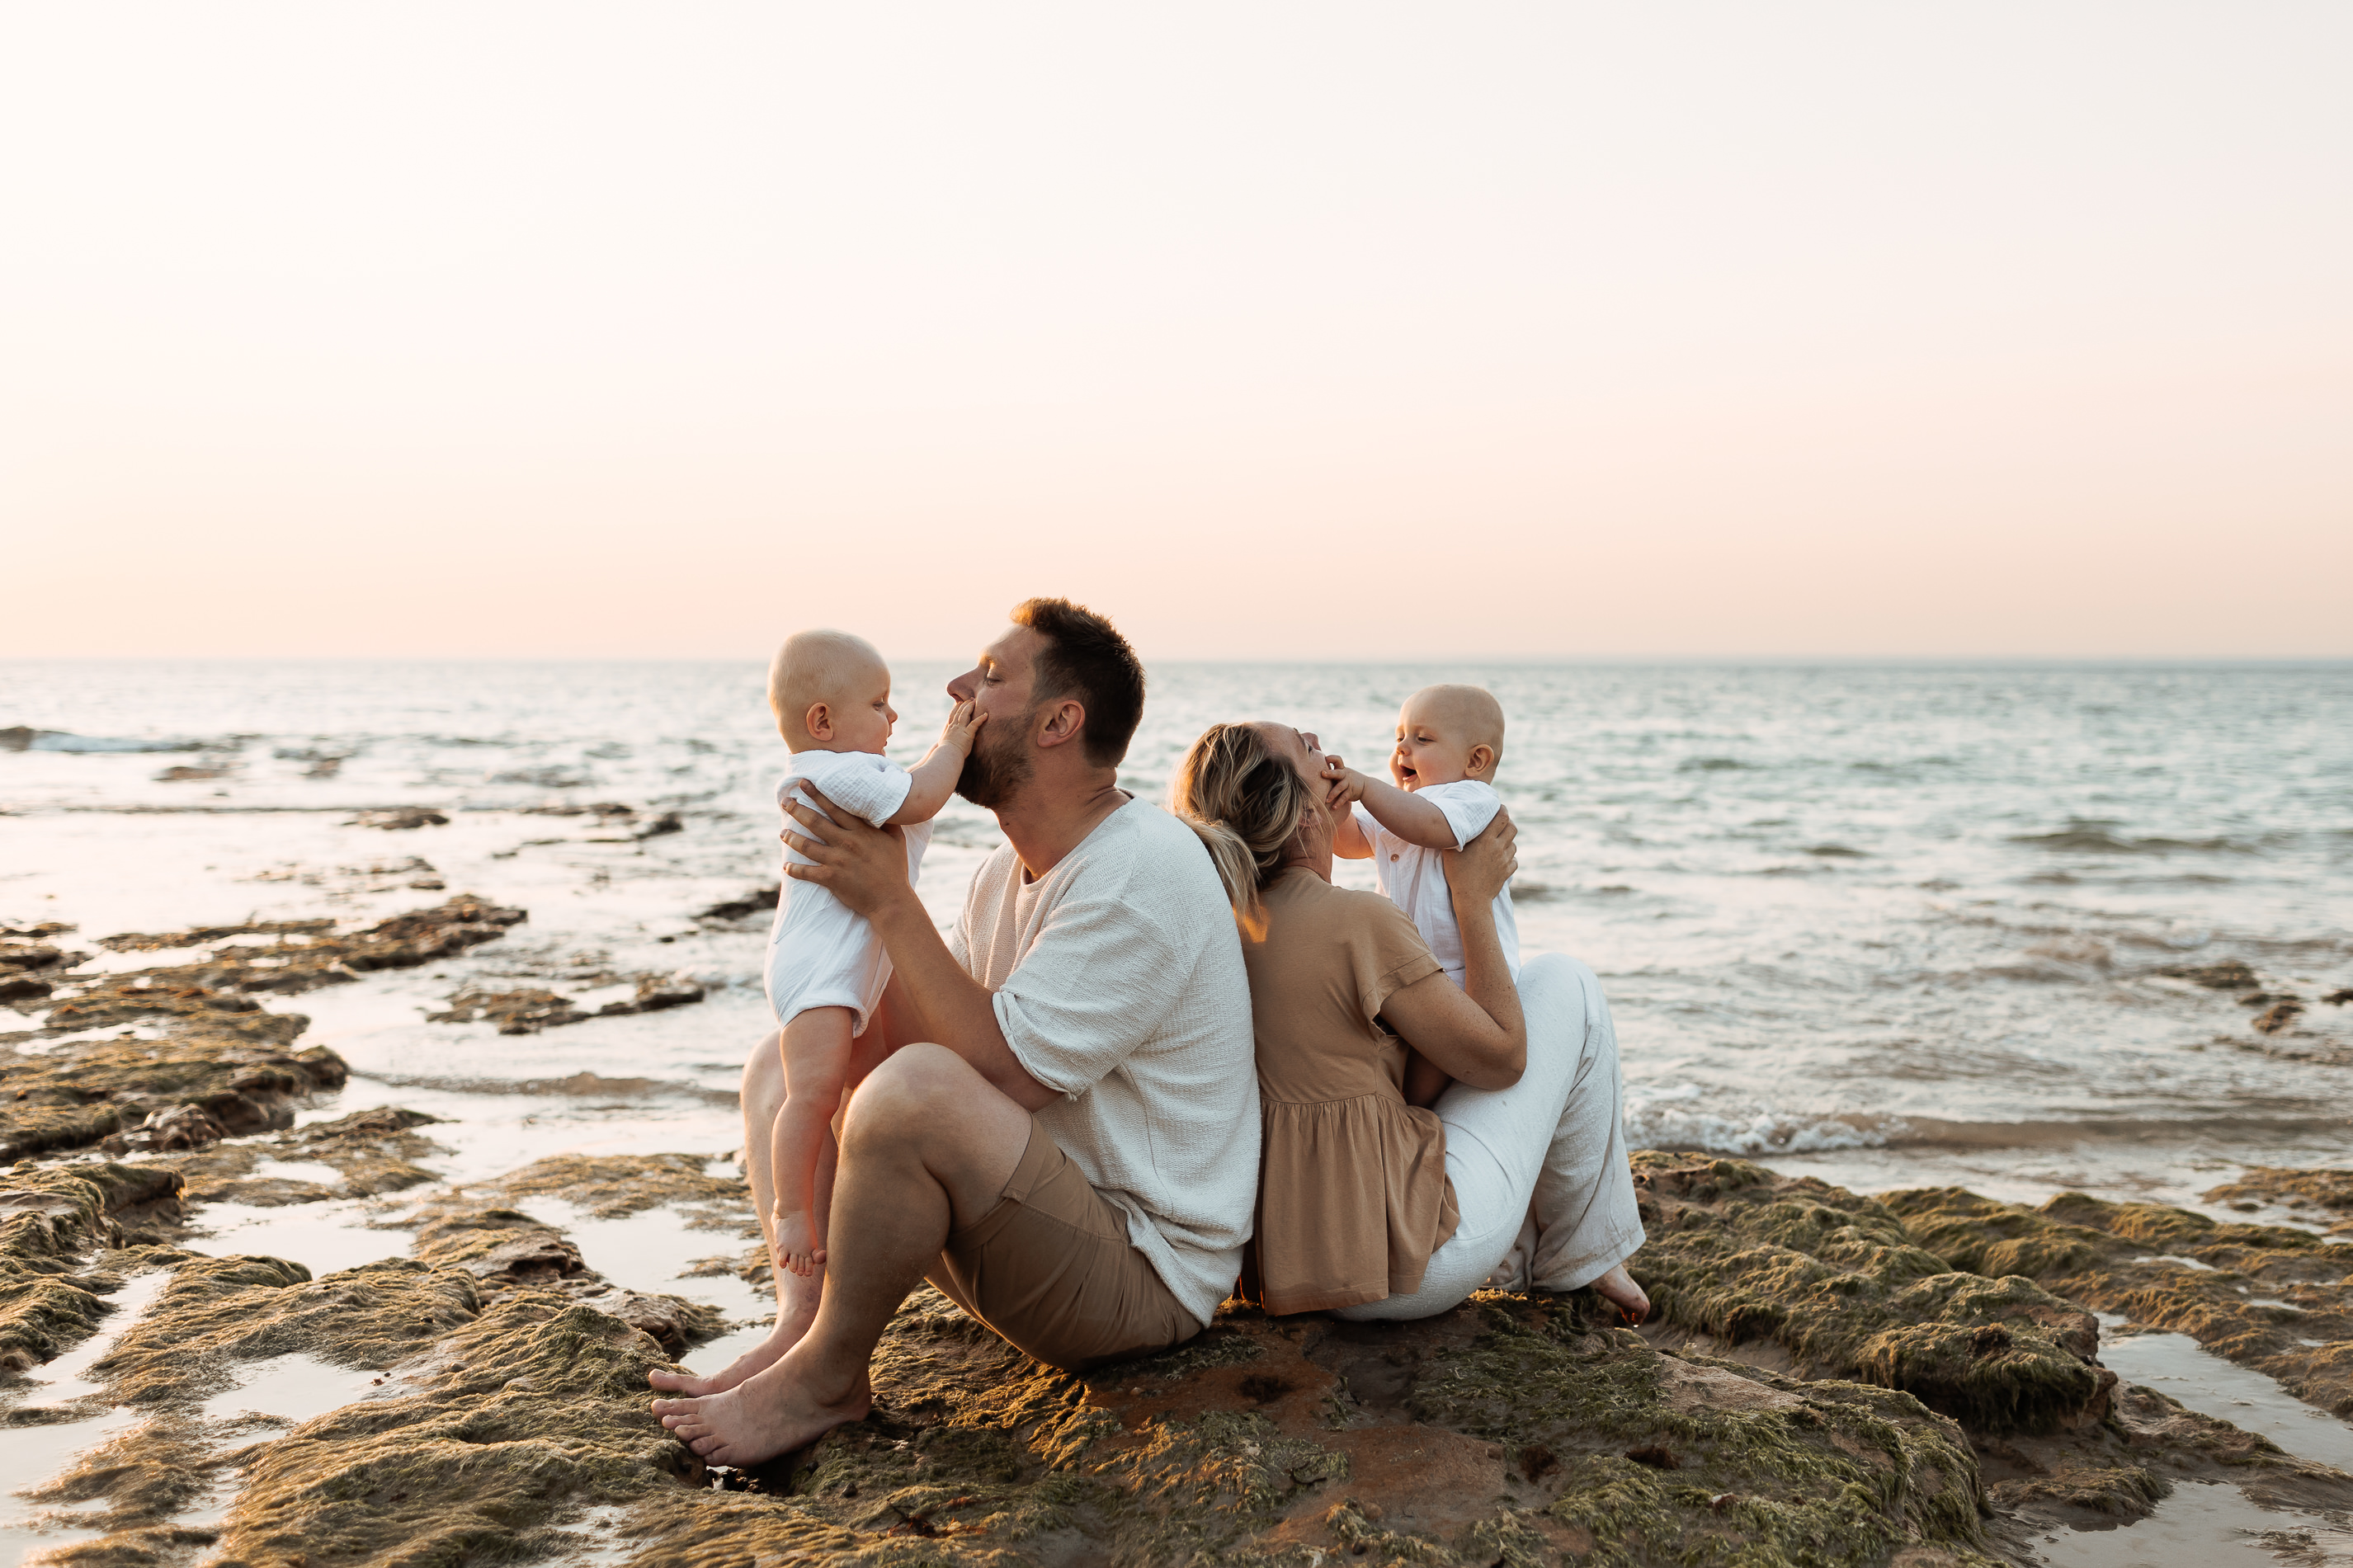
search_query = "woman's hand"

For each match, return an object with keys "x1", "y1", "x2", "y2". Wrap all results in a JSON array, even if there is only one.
[
  {"x1": 781, "y1": 784, "x2": 912, "y2": 919},
  {"x1": 1441, "y1": 808, "x2": 1517, "y2": 906}
]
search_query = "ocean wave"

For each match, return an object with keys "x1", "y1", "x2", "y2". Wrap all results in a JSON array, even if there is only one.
[
  {"x1": 1624, "y1": 1092, "x2": 1904, "y2": 1155},
  {"x1": 2011, "y1": 824, "x2": 2253, "y2": 855},
  {"x1": 1, "y1": 727, "x2": 215, "y2": 754}
]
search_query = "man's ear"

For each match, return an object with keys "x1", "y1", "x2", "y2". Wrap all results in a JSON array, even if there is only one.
[
  {"x1": 1035, "y1": 699, "x2": 1088, "y2": 751},
  {"x1": 1467, "y1": 743, "x2": 1496, "y2": 779},
  {"x1": 804, "y1": 701, "x2": 834, "y2": 742}
]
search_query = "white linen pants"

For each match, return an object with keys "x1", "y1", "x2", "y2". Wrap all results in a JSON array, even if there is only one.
[{"x1": 1334, "y1": 952, "x2": 1644, "y2": 1320}]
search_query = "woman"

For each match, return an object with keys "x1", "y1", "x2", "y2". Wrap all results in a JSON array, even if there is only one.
[{"x1": 1174, "y1": 721, "x2": 1647, "y2": 1321}]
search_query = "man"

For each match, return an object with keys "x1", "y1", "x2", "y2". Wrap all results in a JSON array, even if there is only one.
[{"x1": 651, "y1": 597, "x2": 1257, "y2": 1465}]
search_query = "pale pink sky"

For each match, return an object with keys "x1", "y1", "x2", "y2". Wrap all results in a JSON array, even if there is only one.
[{"x1": 2, "y1": 3, "x2": 2346, "y2": 660}]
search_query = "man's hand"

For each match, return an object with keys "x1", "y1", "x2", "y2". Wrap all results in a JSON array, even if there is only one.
[
  {"x1": 783, "y1": 784, "x2": 914, "y2": 919},
  {"x1": 939, "y1": 698, "x2": 988, "y2": 756}
]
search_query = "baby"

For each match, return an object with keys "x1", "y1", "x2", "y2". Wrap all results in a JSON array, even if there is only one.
[
  {"x1": 1323, "y1": 684, "x2": 1521, "y2": 1102},
  {"x1": 762, "y1": 629, "x2": 984, "y2": 1278}
]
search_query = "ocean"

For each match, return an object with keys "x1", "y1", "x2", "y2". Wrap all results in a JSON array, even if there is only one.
[{"x1": 4, "y1": 656, "x2": 2351, "y2": 1218}]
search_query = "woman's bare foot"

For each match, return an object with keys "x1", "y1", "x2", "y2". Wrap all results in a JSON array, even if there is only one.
[
  {"x1": 1592, "y1": 1262, "x2": 1650, "y2": 1326},
  {"x1": 646, "y1": 1268, "x2": 823, "y2": 1397},
  {"x1": 652, "y1": 1350, "x2": 871, "y2": 1467}
]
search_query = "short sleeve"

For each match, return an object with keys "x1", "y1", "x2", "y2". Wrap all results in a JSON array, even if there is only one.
[
  {"x1": 1418, "y1": 781, "x2": 1502, "y2": 850},
  {"x1": 1351, "y1": 801, "x2": 1384, "y2": 849},
  {"x1": 993, "y1": 888, "x2": 1188, "y2": 1099},
  {"x1": 788, "y1": 752, "x2": 913, "y2": 829},
  {"x1": 1346, "y1": 892, "x2": 1443, "y2": 1034}
]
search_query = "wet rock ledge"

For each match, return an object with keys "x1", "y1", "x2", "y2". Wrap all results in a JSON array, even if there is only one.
[
  {"x1": 0, "y1": 897, "x2": 529, "y2": 1165},
  {"x1": 10, "y1": 1149, "x2": 2353, "y2": 1566}
]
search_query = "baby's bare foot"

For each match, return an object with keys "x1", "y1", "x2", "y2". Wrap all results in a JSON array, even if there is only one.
[{"x1": 773, "y1": 1211, "x2": 824, "y2": 1278}]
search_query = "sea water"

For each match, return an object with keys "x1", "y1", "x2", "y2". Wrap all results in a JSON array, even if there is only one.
[{"x1": 3, "y1": 657, "x2": 2350, "y2": 1214}]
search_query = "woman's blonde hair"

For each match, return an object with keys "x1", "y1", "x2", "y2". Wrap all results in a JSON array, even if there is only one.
[{"x1": 1172, "y1": 722, "x2": 1323, "y2": 932}]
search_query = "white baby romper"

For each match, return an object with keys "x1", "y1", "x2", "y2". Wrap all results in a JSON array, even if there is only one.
[
  {"x1": 1352, "y1": 779, "x2": 1520, "y2": 984},
  {"x1": 764, "y1": 748, "x2": 931, "y2": 1034}
]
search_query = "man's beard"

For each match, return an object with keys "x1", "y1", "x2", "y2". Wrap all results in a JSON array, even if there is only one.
[{"x1": 955, "y1": 711, "x2": 1034, "y2": 810}]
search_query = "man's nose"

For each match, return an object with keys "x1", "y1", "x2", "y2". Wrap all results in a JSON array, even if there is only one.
[{"x1": 946, "y1": 669, "x2": 978, "y2": 701}]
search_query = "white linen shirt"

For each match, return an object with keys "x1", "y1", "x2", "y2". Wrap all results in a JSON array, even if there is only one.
[
  {"x1": 950, "y1": 798, "x2": 1258, "y2": 1327},
  {"x1": 1354, "y1": 779, "x2": 1521, "y2": 986}
]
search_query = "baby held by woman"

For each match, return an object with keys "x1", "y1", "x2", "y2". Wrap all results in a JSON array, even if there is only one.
[{"x1": 1322, "y1": 683, "x2": 1521, "y2": 1104}]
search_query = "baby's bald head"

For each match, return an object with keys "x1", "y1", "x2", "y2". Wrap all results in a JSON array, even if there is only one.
[
  {"x1": 768, "y1": 629, "x2": 888, "y2": 751},
  {"x1": 1395, "y1": 684, "x2": 1506, "y2": 784}
]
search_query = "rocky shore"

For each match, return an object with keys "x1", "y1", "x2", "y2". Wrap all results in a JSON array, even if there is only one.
[{"x1": 8, "y1": 902, "x2": 2353, "y2": 1566}]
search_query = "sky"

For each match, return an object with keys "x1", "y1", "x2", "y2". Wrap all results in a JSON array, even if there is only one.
[{"x1": 2, "y1": 2, "x2": 2347, "y2": 662}]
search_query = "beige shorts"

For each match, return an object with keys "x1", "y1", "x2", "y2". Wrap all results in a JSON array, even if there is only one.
[{"x1": 927, "y1": 1120, "x2": 1202, "y2": 1372}]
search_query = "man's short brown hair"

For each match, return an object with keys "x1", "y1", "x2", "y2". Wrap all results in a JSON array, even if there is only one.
[{"x1": 1012, "y1": 597, "x2": 1146, "y2": 770}]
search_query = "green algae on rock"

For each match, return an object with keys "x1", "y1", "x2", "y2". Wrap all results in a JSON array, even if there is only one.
[
  {"x1": 0, "y1": 1035, "x2": 348, "y2": 1164},
  {"x1": 2204, "y1": 1165, "x2": 2353, "y2": 1227},
  {"x1": 157, "y1": 1105, "x2": 446, "y2": 1208},
  {"x1": 0, "y1": 895, "x2": 530, "y2": 1164},
  {"x1": 604, "y1": 1287, "x2": 2004, "y2": 1568},
  {"x1": 1884, "y1": 1184, "x2": 2353, "y2": 1420},
  {"x1": 87, "y1": 894, "x2": 525, "y2": 996},
  {"x1": 1627, "y1": 1153, "x2": 2111, "y2": 1434},
  {"x1": 480, "y1": 1150, "x2": 757, "y2": 1228},
  {"x1": 0, "y1": 1160, "x2": 182, "y2": 1367}
]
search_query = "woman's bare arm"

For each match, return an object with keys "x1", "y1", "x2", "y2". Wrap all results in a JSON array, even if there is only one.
[{"x1": 1378, "y1": 811, "x2": 1526, "y2": 1089}]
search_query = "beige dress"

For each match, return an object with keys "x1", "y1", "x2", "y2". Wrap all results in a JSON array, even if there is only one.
[{"x1": 1242, "y1": 868, "x2": 1460, "y2": 1315}]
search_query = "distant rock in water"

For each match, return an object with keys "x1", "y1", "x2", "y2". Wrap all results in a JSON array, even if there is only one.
[
  {"x1": 2156, "y1": 958, "x2": 2259, "y2": 990},
  {"x1": 349, "y1": 807, "x2": 451, "y2": 830},
  {"x1": 697, "y1": 886, "x2": 781, "y2": 924}
]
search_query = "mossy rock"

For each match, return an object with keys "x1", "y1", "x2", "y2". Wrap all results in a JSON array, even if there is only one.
[
  {"x1": 1628, "y1": 1153, "x2": 2110, "y2": 1434},
  {"x1": 1882, "y1": 1184, "x2": 2353, "y2": 1418},
  {"x1": 0, "y1": 1160, "x2": 183, "y2": 1364}
]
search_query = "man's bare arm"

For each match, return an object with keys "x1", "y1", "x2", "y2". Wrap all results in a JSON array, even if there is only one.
[{"x1": 785, "y1": 786, "x2": 1059, "y2": 1111}]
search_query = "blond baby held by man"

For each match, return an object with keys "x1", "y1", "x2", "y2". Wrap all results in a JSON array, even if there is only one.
[{"x1": 761, "y1": 630, "x2": 985, "y2": 1278}]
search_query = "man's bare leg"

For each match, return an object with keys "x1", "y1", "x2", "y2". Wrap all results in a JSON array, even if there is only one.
[
  {"x1": 649, "y1": 1033, "x2": 823, "y2": 1396},
  {"x1": 651, "y1": 1043, "x2": 1030, "y2": 1465}
]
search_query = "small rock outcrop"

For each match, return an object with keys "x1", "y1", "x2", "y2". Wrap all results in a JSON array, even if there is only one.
[
  {"x1": 1886, "y1": 1182, "x2": 2353, "y2": 1417},
  {"x1": 1629, "y1": 1153, "x2": 2113, "y2": 1434},
  {"x1": 0, "y1": 897, "x2": 526, "y2": 1163}
]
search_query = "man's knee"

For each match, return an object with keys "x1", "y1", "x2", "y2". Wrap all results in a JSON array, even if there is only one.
[
  {"x1": 743, "y1": 1031, "x2": 784, "y2": 1103},
  {"x1": 841, "y1": 1042, "x2": 974, "y2": 1147}
]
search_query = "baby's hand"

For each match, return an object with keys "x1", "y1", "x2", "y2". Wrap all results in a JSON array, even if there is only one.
[
  {"x1": 1320, "y1": 756, "x2": 1370, "y2": 813},
  {"x1": 940, "y1": 699, "x2": 988, "y2": 754}
]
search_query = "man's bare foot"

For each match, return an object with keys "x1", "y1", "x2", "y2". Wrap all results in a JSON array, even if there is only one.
[
  {"x1": 771, "y1": 1208, "x2": 824, "y2": 1277},
  {"x1": 1592, "y1": 1262, "x2": 1650, "y2": 1326},
  {"x1": 652, "y1": 1350, "x2": 871, "y2": 1467},
  {"x1": 646, "y1": 1268, "x2": 823, "y2": 1397}
]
